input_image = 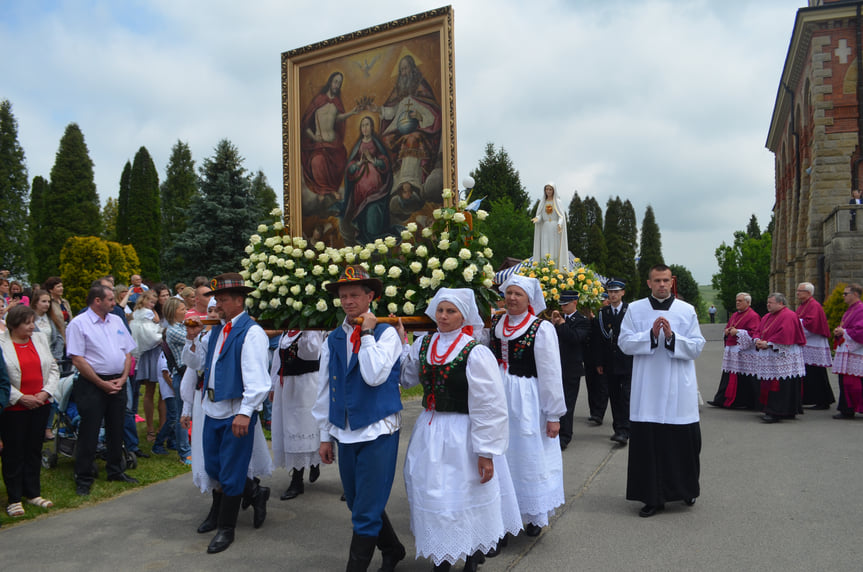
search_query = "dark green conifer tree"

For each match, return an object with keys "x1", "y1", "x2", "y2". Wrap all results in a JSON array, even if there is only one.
[
  {"x1": 116, "y1": 161, "x2": 132, "y2": 243},
  {"x1": 636, "y1": 205, "x2": 664, "y2": 297},
  {"x1": 469, "y1": 143, "x2": 529, "y2": 213},
  {"x1": 160, "y1": 141, "x2": 198, "y2": 285},
  {"x1": 0, "y1": 99, "x2": 30, "y2": 277},
  {"x1": 127, "y1": 146, "x2": 161, "y2": 279}
]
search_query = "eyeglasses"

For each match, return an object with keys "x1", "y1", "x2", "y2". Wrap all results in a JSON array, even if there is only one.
[{"x1": 843, "y1": 292, "x2": 852, "y2": 296}]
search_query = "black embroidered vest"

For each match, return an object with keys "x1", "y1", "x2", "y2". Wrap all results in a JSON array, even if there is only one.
[
  {"x1": 489, "y1": 313, "x2": 541, "y2": 378},
  {"x1": 278, "y1": 337, "x2": 320, "y2": 376},
  {"x1": 418, "y1": 334, "x2": 477, "y2": 414}
]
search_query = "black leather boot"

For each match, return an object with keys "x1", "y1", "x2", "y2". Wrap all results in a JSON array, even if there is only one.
[
  {"x1": 251, "y1": 483, "x2": 270, "y2": 528},
  {"x1": 207, "y1": 494, "x2": 241, "y2": 553},
  {"x1": 197, "y1": 490, "x2": 222, "y2": 534},
  {"x1": 281, "y1": 467, "x2": 305, "y2": 500},
  {"x1": 242, "y1": 477, "x2": 260, "y2": 510},
  {"x1": 346, "y1": 532, "x2": 378, "y2": 572},
  {"x1": 376, "y1": 510, "x2": 406, "y2": 571},
  {"x1": 462, "y1": 551, "x2": 484, "y2": 571}
]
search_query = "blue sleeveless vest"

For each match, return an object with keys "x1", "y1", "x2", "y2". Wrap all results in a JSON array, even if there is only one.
[
  {"x1": 327, "y1": 323, "x2": 402, "y2": 430},
  {"x1": 202, "y1": 313, "x2": 259, "y2": 401}
]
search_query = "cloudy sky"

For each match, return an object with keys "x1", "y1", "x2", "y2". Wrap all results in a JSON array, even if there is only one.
[{"x1": 1, "y1": 0, "x2": 800, "y2": 283}]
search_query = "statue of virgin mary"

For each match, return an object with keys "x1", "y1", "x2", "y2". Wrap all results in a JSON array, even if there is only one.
[{"x1": 531, "y1": 182, "x2": 570, "y2": 270}]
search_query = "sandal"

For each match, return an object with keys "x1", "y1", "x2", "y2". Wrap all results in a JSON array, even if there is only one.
[
  {"x1": 146, "y1": 431, "x2": 156, "y2": 443},
  {"x1": 6, "y1": 502, "x2": 24, "y2": 517},
  {"x1": 26, "y1": 497, "x2": 54, "y2": 509}
]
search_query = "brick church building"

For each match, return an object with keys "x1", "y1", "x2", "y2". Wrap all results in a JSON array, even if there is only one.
[{"x1": 767, "y1": 0, "x2": 863, "y2": 300}]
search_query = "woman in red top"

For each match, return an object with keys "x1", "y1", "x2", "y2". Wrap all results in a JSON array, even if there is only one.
[{"x1": 0, "y1": 305, "x2": 60, "y2": 517}]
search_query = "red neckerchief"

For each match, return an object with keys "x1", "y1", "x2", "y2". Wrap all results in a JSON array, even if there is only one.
[{"x1": 350, "y1": 325, "x2": 362, "y2": 354}]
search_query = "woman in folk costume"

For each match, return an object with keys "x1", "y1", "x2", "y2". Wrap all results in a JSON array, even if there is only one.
[
  {"x1": 269, "y1": 329, "x2": 324, "y2": 500},
  {"x1": 488, "y1": 275, "x2": 566, "y2": 537},
  {"x1": 179, "y1": 296, "x2": 273, "y2": 532},
  {"x1": 531, "y1": 182, "x2": 569, "y2": 270},
  {"x1": 398, "y1": 288, "x2": 521, "y2": 572}
]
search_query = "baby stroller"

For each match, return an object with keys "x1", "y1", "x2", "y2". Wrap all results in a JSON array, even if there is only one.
[{"x1": 42, "y1": 372, "x2": 137, "y2": 471}]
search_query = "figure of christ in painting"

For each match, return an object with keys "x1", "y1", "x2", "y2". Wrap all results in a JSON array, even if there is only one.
[
  {"x1": 301, "y1": 72, "x2": 358, "y2": 197},
  {"x1": 375, "y1": 55, "x2": 442, "y2": 193},
  {"x1": 338, "y1": 116, "x2": 395, "y2": 244}
]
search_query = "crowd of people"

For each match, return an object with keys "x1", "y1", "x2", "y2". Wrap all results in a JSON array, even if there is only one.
[{"x1": 3, "y1": 264, "x2": 859, "y2": 570}]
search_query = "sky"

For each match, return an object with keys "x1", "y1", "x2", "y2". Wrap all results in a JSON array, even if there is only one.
[{"x1": 0, "y1": 0, "x2": 801, "y2": 283}]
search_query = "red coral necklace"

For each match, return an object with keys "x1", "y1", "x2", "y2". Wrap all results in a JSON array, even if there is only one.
[
  {"x1": 430, "y1": 332, "x2": 464, "y2": 365},
  {"x1": 503, "y1": 314, "x2": 531, "y2": 337}
]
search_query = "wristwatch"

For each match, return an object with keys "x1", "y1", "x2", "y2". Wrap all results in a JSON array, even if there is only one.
[{"x1": 361, "y1": 329, "x2": 375, "y2": 337}]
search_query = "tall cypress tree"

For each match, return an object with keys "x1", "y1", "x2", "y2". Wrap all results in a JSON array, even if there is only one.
[
  {"x1": 586, "y1": 223, "x2": 607, "y2": 274},
  {"x1": 469, "y1": 142, "x2": 529, "y2": 213},
  {"x1": 603, "y1": 196, "x2": 638, "y2": 297},
  {"x1": 28, "y1": 176, "x2": 49, "y2": 280},
  {"x1": 167, "y1": 139, "x2": 256, "y2": 280},
  {"x1": 567, "y1": 192, "x2": 587, "y2": 258},
  {"x1": 160, "y1": 140, "x2": 198, "y2": 285},
  {"x1": 0, "y1": 100, "x2": 30, "y2": 277},
  {"x1": 127, "y1": 146, "x2": 161, "y2": 279},
  {"x1": 116, "y1": 160, "x2": 132, "y2": 243},
  {"x1": 250, "y1": 169, "x2": 278, "y2": 221},
  {"x1": 36, "y1": 123, "x2": 100, "y2": 280},
  {"x1": 636, "y1": 205, "x2": 664, "y2": 297}
]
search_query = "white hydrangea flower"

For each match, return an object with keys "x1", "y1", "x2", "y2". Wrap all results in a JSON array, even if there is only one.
[
  {"x1": 316, "y1": 299, "x2": 328, "y2": 312},
  {"x1": 407, "y1": 222, "x2": 418, "y2": 232},
  {"x1": 388, "y1": 266, "x2": 402, "y2": 279},
  {"x1": 442, "y1": 258, "x2": 458, "y2": 271},
  {"x1": 403, "y1": 302, "x2": 415, "y2": 315},
  {"x1": 410, "y1": 261, "x2": 423, "y2": 273},
  {"x1": 458, "y1": 248, "x2": 471, "y2": 260},
  {"x1": 374, "y1": 264, "x2": 386, "y2": 276},
  {"x1": 385, "y1": 285, "x2": 397, "y2": 297}
]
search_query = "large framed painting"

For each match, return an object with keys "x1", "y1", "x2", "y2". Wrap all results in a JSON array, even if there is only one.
[{"x1": 281, "y1": 6, "x2": 457, "y2": 247}]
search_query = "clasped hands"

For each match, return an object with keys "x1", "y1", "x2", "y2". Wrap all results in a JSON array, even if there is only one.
[{"x1": 652, "y1": 316, "x2": 672, "y2": 338}]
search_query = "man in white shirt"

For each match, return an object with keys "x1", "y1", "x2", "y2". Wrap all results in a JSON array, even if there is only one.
[
  {"x1": 183, "y1": 273, "x2": 270, "y2": 553},
  {"x1": 312, "y1": 265, "x2": 404, "y2": 572}
]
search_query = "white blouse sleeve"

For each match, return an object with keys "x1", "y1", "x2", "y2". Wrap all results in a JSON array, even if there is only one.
[
  {"x1": 534, "y1": 320, "x2": 567, "y2": 420},
  {"x1": 466, "y1": 345, "x2": 509, "y2": 457}
]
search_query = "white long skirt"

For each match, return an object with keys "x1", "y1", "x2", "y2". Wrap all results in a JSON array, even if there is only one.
[
  {"x1": 191, "y1": 389, "x2": 274, "y2": 494},
  {"x1": 501, "y1": 371, "x2": 565, "y2": 527},
  {"x1": 271, "y1": 370, "x2": 319, "y2": 471},
  {"x1": 404, "y1": 410, "x2": 522, "y2": 566}
]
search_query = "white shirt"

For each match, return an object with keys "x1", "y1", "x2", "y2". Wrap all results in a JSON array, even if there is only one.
[
  {"x1": 312, "y1": 319, "x2": 402, "y2": 444},
  {"x1": 182, "y1": 312, "x2": 270, "y2": 420}
]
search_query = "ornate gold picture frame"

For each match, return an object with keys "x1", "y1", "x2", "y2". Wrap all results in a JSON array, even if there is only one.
[{"x1": 281, "y1": 6, "x2": 457, "y2": 247}]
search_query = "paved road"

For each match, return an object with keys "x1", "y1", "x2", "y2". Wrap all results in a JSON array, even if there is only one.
[{"x1": 1, "y1": 323, "x2": 860, "y2": 571}]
